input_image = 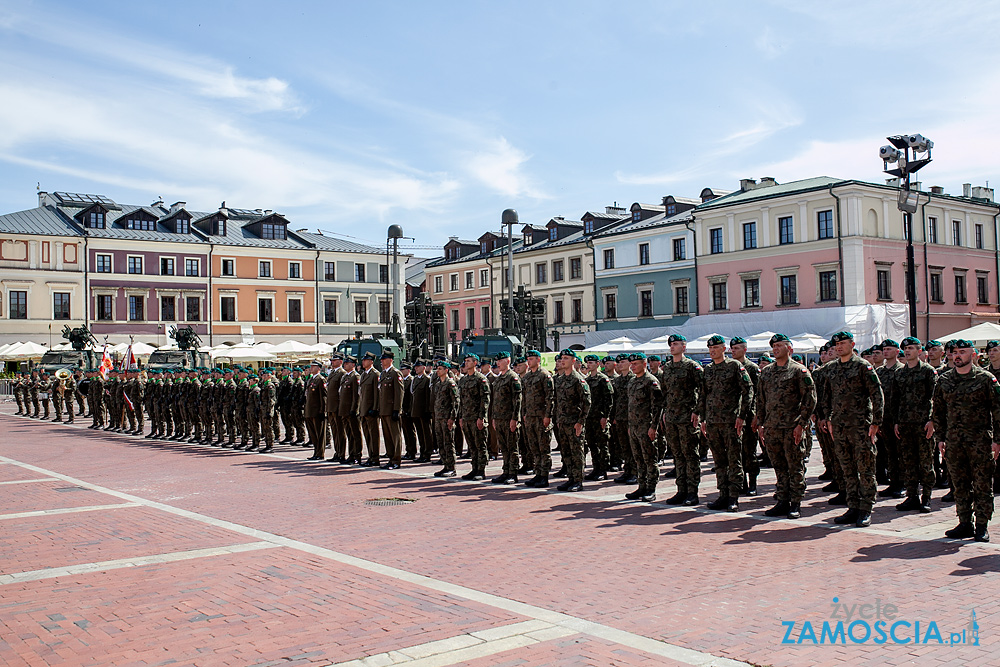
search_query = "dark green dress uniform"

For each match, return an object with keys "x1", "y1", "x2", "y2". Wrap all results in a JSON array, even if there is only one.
[
  {"x1": 338, "y1": 365, "x2": 362, "y2": 462},
  {"x1": 554, "y1": 357, "x2": 591, "y2": 490},
  {"x1": 700, "y1": 354, "x2": 752, "y2": 509},
  {"x1": 659, "y1": 351, "x2": 704, "y2": 502},
  {"x1": 584, "y1": 365, "x2": 613, "y2": 479},
  {"x1": 377, "y1": 361, "x2": 404, "y2": 468},
  {"x1": 410, "y1": 368, "x2": 433, "y2": 462}
]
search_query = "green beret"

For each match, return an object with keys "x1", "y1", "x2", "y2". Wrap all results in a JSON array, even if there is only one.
[
  {"x1": 526, "y1": 349, "x2": 541, "y2": 358},
  {"x1": 706, "y1": 334, "x2": 726, "y2": 347},
  {"x1": 601, "y1": 356, "x2": 615, "y2": 363},
  {"x1": 436, "y1": 360, "x2": 451, "y2": 369},
  {"x1": 987, "y1": 341, "x2": 1000, "y2": 352},
  {"x1": 584, "y1": 354, "x2": 600, "y2": 362},
  {"x1": 647, "y1": 355, "x2": 661, "y2": 362},
  {"x1": 628, "y1": 352, "x2": 646, "y2": 361},
  {"x1": 944, "y1": 340, "x2": 957, "y2": 351},
  {"x1": 667, "y1": 334, "x2": 686, "y2": 344},
  {"x1": 900, "y1": 336, "x2": 922, "y2": 348},
  {"x1": 494, "y1": 351, "x2": 510, "y2": 360},
  {"x1": 953, "y1": 339, "x2": 975, "y2": 349},
  {"x1": 463, "y1": 352, "x2": 480, "y2": 363},
  {"x1": 760, "y1": 354, "x2": 773, "y2": 363},
  {"x1": 615, "y1": 353, "x2": 630, "y2": 362},
  {"x1": 730, "y1": 336, "x2": 747, "y2": 346},
  {"x1": 514, "y1": 356, "x2": 526, "y2": 365},
  {"x1": 830, "y1": 331, "x2": 854, "y2": 343},
  {"x1": 880, "y1": 339, "x2": 900, "y2": 349},
  {"x1": 924, "y1": 340, "x2": 942, "y2": 350},
  {"x1": 769, "y1": 333, "x2": 791, "y2": 346},
  {"x1": 791, "y1": 354, "x2": 804, "y2": 363}
]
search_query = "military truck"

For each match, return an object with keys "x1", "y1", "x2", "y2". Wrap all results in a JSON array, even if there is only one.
[
  {"x1": 147, "y1": 326, "x2": 210, "y2": 370},
  {"x1": 455, "y1": 330, "x2": 524, "y2": 364},
  {"x1": 38, "y1": 325, "x2": 99, "y2": 373},
  {"x1": 336, "y1": 335, "x2": 404, "y2": 364}
]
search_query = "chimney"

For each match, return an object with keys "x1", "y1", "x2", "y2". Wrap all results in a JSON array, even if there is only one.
[
  {"x1": 910, "y1": 182, "x2": 922, "y2": 192},
  {"x1": 930, "y1": 186, "x2": 944, "y2": 195},
  {"x1": 605, "y1": 204, "x2": 627, "y2": 215},
  {"x1": 169, "y1": 201, "x2": 186, "y2": 213},
  {"x1": 963, "y1": 183, "x2": 972, "y2": 198},
  {"x1": 37, "y1": 191, "x2": 52, "y2": 208},
  {"x1": 972, "y1": 186, "x2": 995, "y2": 202},
  {"x1": 758, "y1": 176, "x2": 778, "y2": 188},
  {"x1": 151, "y1": 197, "x2": 164, "y2": 208},
  {"x1": 448, "y1": 236, "x2": 458, "y2": 241},
  {"x1": 740, "y1": 178, "x2": 757, "y2": 192},
  {"x1": 264, "y1": 209, "x2": 273, "y2": 216}
]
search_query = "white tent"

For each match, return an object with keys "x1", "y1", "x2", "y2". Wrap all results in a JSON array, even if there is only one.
[
  {"x1": 271, "y1": 340, "x2": 317, "y2": 356},
  {"x1": 635, "y1": 335, "x2": 673, "y2": 354},
  {"x1": 310, "y1": 342, "x2": 334, "y2": 355},
  {"x1": 789, "y1": 333, "x2": 827, "y2": 354},
  {"x1": 210, "y1": 347, "x2": 276, "y2": 362},
  {"x1": 1, "y1": 341, "x2": 48, "y2": 359},
  {"x1": 938, "y1": 322, "x2": 1000, "y2": 348},
  {"x1": 680, "y1": 334, "x2": 724, "y2": 355},
  {"x1": 583, "y1": 336, "x2": 638, "y2": 354}
]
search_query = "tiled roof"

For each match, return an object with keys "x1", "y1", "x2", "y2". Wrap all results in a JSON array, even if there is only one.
[
  {"x1": 695, "y1": 177, "x2": 845, "y2": 210},
  {"x1": 594, "y1": 209, "x2": 692, "y2": 238},
  {"x1": 295, "y1": 230, "x2": 383, "y2": 254}
]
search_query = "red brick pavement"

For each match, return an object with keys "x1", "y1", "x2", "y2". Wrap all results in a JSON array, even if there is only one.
[
  {"x1": 0, "y1": 463, "x2": 53, "y2": 483},
  {"x1": 0, "y1": 408, "x2": 996, "y2": 666},
  {"x1": 0, "y1": 478, "x2": 128, "y2": 514},
  {"x1": 453, "y1": 634, "x2": 692, "y2": 667}
]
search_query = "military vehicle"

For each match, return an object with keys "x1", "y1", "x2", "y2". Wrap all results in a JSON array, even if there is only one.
[
  {"x1": 147, "y1": 326, "x2": 210, "y2": 370},
  {"x1": 38, "y1": 325, "x2": 98, "y2": 373},
  {"x1": 336, "y1": 335, "x2": 404, "y2": 364}
]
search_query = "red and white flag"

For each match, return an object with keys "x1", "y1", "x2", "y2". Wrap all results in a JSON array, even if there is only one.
[
  {"x1": 123, "y1": 343, "x2": 138, "y2": 372},
  {"x1": 99, "y1": 345, "x2": 113, "y2": 380}
]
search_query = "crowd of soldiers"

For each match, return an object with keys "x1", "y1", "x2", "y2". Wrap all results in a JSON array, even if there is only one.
[{"x1": 8, "y1": 331, "x2": 1000, "y2": 541}]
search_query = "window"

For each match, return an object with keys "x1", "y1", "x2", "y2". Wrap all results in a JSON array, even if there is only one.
[
  {"x1": 355, "y1": 263, "x2": 366, "y2": 282},
  {"x1": 976, "y1": 224, "x2": 985, "y2": 250},
  {"x1": 10, "y1": 290, "x2": 27, "y2": 319},
  {"x1": 743, "y1": 279, "x2": 760, "y2": 308},
  {"x1": 953, "y1": 220, "x2": 962, "y2": 246},
  {"x1": 928, "y1": 217, "x2": 938, "y2": 244},
  {"x1": 666, "y1": 204, "x2": 677, "y2": 216},
  {"x1": 466, "y1": 307, "x2": 475, "y2": 329},
  {"x1": 212, "y1": 219, "x2": 226, "y2": 236},
  {"x1": 96, "y1": 295, "x2": 113, "y2": 321},
  {"x1": 258, "y1": 298, "x2": 273, "y2": 322},
  {"x1": 553, "y1": 301, "x2": 564, "y2": 324},
  {"x1": 480, "y1": 269, "x2": 489, "y2": 287},
  {"x1": 955, "y1": 274, "x2": 967, "y2": 303},
  {"x1": 125, "y1": 216, "x2": 154, "y2": 231},
  {"x1": 603, "y1": 249, "x2": 615, "y2": 269},
  {"x1": 261, "y1": 222, "x2": 285, "y2": 240},
  {"x1": 632, "y1": 210, "x2": 641, "y2": 222},
  {"x1": 95, "y1": 254, "x2": 111, "y2": 273},
  {"x1": 175, "y1": 217, "x2": 190, "y2": 234},
  {"x1": 186, "y1": 296, "x2": 200, "y2": 321},
  {"x1": 710, "y1": 228, "x2": 723, "y2": 254},
  {"x1": 605, "y1": 293, "x2": 617, "y2": 319},
  {"x1": 323, "y1": 299, "x2": 337, "y2": 323},
  {"x1": 930, "y1": 273, "x2": 943, "y2": 302},
  {"x1": 778, "y1": 216, "x2": 794, "y2": 245},
  {"x1": 481, "y1": 241, "x2": 489, "y2": 254},
  {"x1": 450, "y1": 274, "x2": 458, "y2": 291},
  {"x1": 877, "y1": 270, "x2": 891, "y2": 300},
  {"x1": 584, "y1": 220, "x2": 594, "y2": 234},
  {"x1": 482, "y1": 306, "x2": 490, "y2": 328},
  {"x1": 780, "y1": 275, "x2": 798, "y2": 305},
  {"x1": 640, "y1": 290, "x2": 653, "y2": 317},
  {"x1": 553, "y1": 260, "x2": 565, "y2": 281},
  {"x1": 639, "y1": 243, "x2": 650, "y2": 266},
  {"x1": 160, "y1": 257, "x2": 174, "y2": 275},
  {"x1": 535, "y1": 263, "x2": 547, "y2": 284},
  {"x1": 434, "y1": 276, "x2": 443, "y2": 293},
  {"x1": 87, "y1": 211, "x2": 105, "y2": 229},
  {"x1": 673, "y1": 238, "x2": 686, "y2": 261},
  {"x1": 675, "y1": 286, "x2": 689, "y2": 314},
  {"x1": 379, "y1": 264, "x2": 389, "y2": 284},
  {"x1": 711, "y1": 282, "x2": 727, "y2": 310},
  {"x1": 289, "y1": 262, "x2": 301, "y2": 279},
  {"x1": 817, "y1": 210, "x2": 834, "y2": 240},
  {"x1": 819, "y1": 271, "x2": 838, "y2": 302},
  {"x1": 161, "y1": 296, "x2": 175, "y2": 321},
  {"x1": 978, "y1": 275, "x2": 990, "y2": 304},
  {"x1": 185, "y1": 259, "x2": 199, "y2": 277},
  {"x1": 743, "y1": 222, "x2": 757, "y2": 249},
  {"x1": 128, "y1": 295, "x2": 144, "y2": 321},
  {"x1": 127, "y1": 256, "x2": 143, "y2": 274},
  {"x1": 572, "y1": 299, "x2": 582, "y2": 323},
  {"x1": 222, "y1": 259, "x2": 235, "y2": 277},
  {"x1": 259, "y1": 261, "x2": 271, "y2": 278},
  {"x1": 549, "y1": 227, "x2": 557, "y2": 241},
  {"x1": 451, "y1": 309, "x2": 459, "y2": 331},
  {"x1": 355, "y1": 300, "x2": 368, "y2": 324},
  {"x1": 221, "y1": 296, "x2": 236, "y2": 322},
  {"x1": 324, "y1": 262, "x2": 336, "y2": 281},
  {"x1": 570, "y1": 257, "x2": 582, "y2": 279},
  {"x1": 288, "y1": 299, "x2": 302, "y2": 323},
  {"x1": 465, "y1": 271, "x2": 473, "y2": 289}
]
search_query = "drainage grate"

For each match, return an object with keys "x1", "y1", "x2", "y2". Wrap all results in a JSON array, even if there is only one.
[
  {"x1": 54, "y1": 486, "x2": 87, "y2": 492},
  {"x1": 365, "y1": 497, "x2": 415, "y2": 506}
]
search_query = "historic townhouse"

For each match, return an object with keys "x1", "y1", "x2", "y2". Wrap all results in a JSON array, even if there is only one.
[{"x1": 424, "y1": 234, "x2": 508, "y2": 343}]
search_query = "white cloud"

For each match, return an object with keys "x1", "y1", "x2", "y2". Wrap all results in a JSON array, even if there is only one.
[
  {"x1": 462, "y1": 137, "x2": 547, "y2": 199},
  {"x1": 754, "y1": 26, "x2": 786, "y2": 59}
]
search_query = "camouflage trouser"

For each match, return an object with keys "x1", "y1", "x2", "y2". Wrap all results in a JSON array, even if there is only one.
[
  {"x1": 487, "y1": 422, "x2": 499, "y2": 458},
  {"x1": 741, "y1": 417, "x2": 760, "y2": 479},
  {"x1": 663, "y1": 420, "x2": 700, "y2": 495},
  {"x1": 91, "y1": 398, "x2": 104, "y2": 427},
  {"x1": 833, "y1": 423, "x2": 877, "y2": 512},
  {"x1": 461, "y1": 419, "x2": 489, "y2": 473},
  {"x1": 628, "y1": 423, "x2": 658, "y2": 490},
  {"x1": 76, "y1": 390, "x2": 86, "y2": 415},
  {"x1": 294, "y1": 409, "x2": 306, "y2": 442},
  {"x1": 946, "y1": 436, "x2": 995, "y2": 525},
  {"x1": 706, "y1": 423, "x2": 743, "y2": 500},
  {"x1": 125, "y1": 402, "x2": 137, "y2": 431},
  {"x1": 496, "y1": 420, "x2": 520, "y2": 476},
  {"x1": 434, "y1": 419, "x2": 456, "y2": 470},
  {"x1": 523, "y1": 417, "x2": 552, "y2": 475},
  {"x1": 762, "y1": 426, "x2": 807, "y2": 504},
  {"x1": 225, "y1": 409, "x2": 236, "y2": 444},
  {"x1": 14, "y1": 390, "x2": 24, "y2": 413},
  {"x1": 898, "y1": 422, "x2": 935, "y2": 499},
  {"x1": 261, "y1": 413, "x2": 274, "y2": 449},
  {"x1": 584, "y1": 417, "x2": 610, "y2": 474},
  {"x1": 246, "y1": 409, "x2": 259, "y2": 447},
  {"x1": 876, "y1": 424, "x2": 901, "y2": 487},
  {"x1": 234, "y1": 406, "x2": 246, "y2": 443},
  {"x1": 614, "y1": 420, "x2": 635, "y2": 476},
  {"x1": 30, "y1": 392, "x2": 39, "y2": 417},
  {"x1": 41, "y1": 396, "x2": 50, "y2": 419},
  {"x1": 816, "y1": 423, "x2": 843, "y2": 485},
  {"x1": 454, "y1": 421, "x2": 464, "y2": 456},
  {"x1": 199, "y1": 405, "x2": 212, "y2": 441},
  {"x1": 555, "y1": 422, "x2": 584, "y2": 484},
  {"x1": 608, "y1": 418, "x2": 623, "y2": 469}
]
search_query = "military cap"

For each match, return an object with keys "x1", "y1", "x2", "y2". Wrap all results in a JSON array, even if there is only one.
[
  {"x1": 900, "y1": 336, "x2": 922, "y2": 349},
  {"x1": 944, "y1": 339, "x2": 957, "y2": 351},
  {"x1": 819, "y1": 342, "x2": 831, "y2": 353},
  {"x1": 330, "y1": 352, "x2": 343, "y2": 360},
  {"x1": 601, "y1": 355, "x2": 615, "y2": 363},
  {"x1": 760, "y1": 354, "x2": 774, "y2": 363},
  {"x1": 436, "y1": 359, "x2": 451, "y2": 368},
  {"x1": 525, "y1": 349, "x2": 541, "y2": 359},
  {"x1": 514, "y1": 356, "x2": 526, "y2": 365},
  {"x1": 200, "y1": 369, "x2": 210, "y2": 374},
  {"x1": 667, "y1": 334, "x2": 687, "y2": 344},
  {"x1": 879, "y1": 339, "x2": 900, "y2": 350},
  {"x1": 310, "y1": 359, "x2": 322, "y2": 367},
  {"x1": 362, "y1": 351, "x2": 377, "y2": 361},
  {"x1": 627, "y1": 352, "x2": 646, "y2": 361},
  {"x1": 791, "y1": 354, "x2": 804, "y2": 363},
  {"x1": 343, "y1": 355, "x2": 357, "y2": 364},
  {"x1": 414, "y1": 359, "x2": 426, "y2": 367},
  {"x1": 706, "y1": 334, "x2": 726, "y2": 347},
  {"x1": 380, "y1": 350, "x2": 394, "y2": 360},
  {"x1": 400, "y1": 361, "x2": 412, "y2": 369},
  {"x1": 953, "y1": 339, "x2": 975, "y2": 349},
  {"x1": 924, "y1": 340, "x2": 942, "y2": 350},
  {"x1": 987, "y1": 340, "x2": 1000, "y2": 352},
  {"x1": 583, "y1": 354, "x2": 600, "y2": 362},
  {"x1": 648, "y1": 355, "x2": 661, "y2": 362},
  {"x1": 462, "y1": 352, "x2": 480, "y2": 363},
  {"x1": 494, "y1": 351, "x2": 510, "y2": 360},
  {"x1": 769, "y1": 333, "x2": 791, "y2": 346},
  {"x1": 615, "y1": 353, "x2": 630, "y2": 362},
  {"x1": 559, "y1": 348, "x2": 580, "y2": 361},
  {"x1": 730, "y1": 336, "x2": 747, "y2": 346},
  {"x1": 830, "y1": 331, "x2": 854, "y2": 343},
  {"x1": 248, "y1": 373, "x2": 257, "y2": 378}
]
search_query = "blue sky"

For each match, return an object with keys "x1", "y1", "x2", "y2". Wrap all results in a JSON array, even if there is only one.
[{"x1": 1, "y1": 1, "x2": 998, "y2": 251}]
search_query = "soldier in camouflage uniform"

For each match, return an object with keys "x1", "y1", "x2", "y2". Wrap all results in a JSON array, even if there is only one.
[
  {"x1": 458, "y1": 353, "x2": 491, "y2": 480},
  {"x1": 289, "y1": 367, "x2": 306, "y2": 445},
  {"x1": 813, "y1": 343, "x2": 846, "y2": 503},
  {"x1": 700, "y1": 335, "x2": 752, "y2": 512},
  {"x1": 730, "y1": 336, "x2": 761, "y2": 496},
  {"x1": 275, "y1": 367, "x2": 291, "y2": 443},
  {"x1": 51, "y1": 369, "x2": 66, "y2": 422},
  {"x1": 522, "y1": 350, "x2": 555, "y2": 488},
  {"x1": 757, "y1": 334, "x2": 817, "y2": 519},
  {"x1": 876, "y1": 339, "x2": 905, "y2": 497},
  {"x1": 28, "y1": 371, "x2": 40, "y2": 418},
  {"x1": 185, "y1": 369, "x2": 202, "y2": 442},
  {"x1": 127, "y1": 369, "x2": 143, "y2": 434},
  {"x1": 584, "y1": 354, "x2": 613, "y2": 481},
  {"x1": 433, "y1": 360, "x2": 460, "y2": 477},
  {"x1": 888, "y1": 337, "x2": 938, "y2": 513},
  {"x1": 105, "y1": 371, "x2": 120, "y2": 430},
  {"x1": 647, "y1": 355, "x2": 667, "y2": 461},
  {"x1": 12, "y1": 372, "x2": 25, "y2": 415},
  {"x1": 934, "y1": 339, "x2": 1000, "y2": 542},
  {"x1": 821, "y1": 331, "x2": 883, "y2": 528},
  {"x1": 660, "y1": 334, "x2": 705, "y2": 506},
  {"x1": 490, "y1": 352, "x2": 523, "y2": 484},
  {"x1": 553, "y1": 349, "x2": 591, "y2": 492},
  {"x1": 233, "y1": 369, "x2": 250, "y2": 448},
  {"x1": 219, "y1": 369, "x2": 236, "y2": 446},
  {"x1": 624, "y1": 352, "x2": 660, "y2": 502},
  {"x1": 600, "y1": 356, "x2": 621, "y2": 471},
  {"x1": 145, "y1": 371, "x2": 160, "y2": 438},
  {"x1": 513, "y1": 356, "x2": 531, "y2": 474},
  {"x1": 986, "y1": 340, "x2": 1000, "y2": 494},
  {"x1": 244, "y1": 374, "x2": 261, "y2": 451},
  {"x1": 612, "y1": 353, "x2": 637, "y2": 485},
  {"x1": 258, "y1": 368, "x2": 277, "y2": 453}
]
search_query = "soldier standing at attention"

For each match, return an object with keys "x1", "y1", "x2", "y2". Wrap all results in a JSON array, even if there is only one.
[
  {"x1": 258, "y1": 368, "x2": 277, "y2": 453},
  {"x1": 338, "y1": 357, "x2": 363, "y2": 464},
  {"x1": 358, "y1": 352, "x2": 381, "y2": 466},
  {"x1": 220, "y1": 369, "x2": 236, "y2": 446},
  {"x1": 822, "y1": 331, "x2": 884, "y2": 528},
  {"x1": 612, "y1": 353, "x2": 637, "y2": 485},
  {"x1": 62, "y1": 370, "x2": 78, "y2": 424},
  {"x1": 624, "y1": 352, "x2": 659, "y2": 502},
  {"x1": 584, "y1": 354, "x2": 613, "y2": 481},
  {"x1": 490, "y1": 351, "x2": 522, "y2": 484},
  {"x1": 378, "y1": 351, "x2": 404, "y2": 469},
  {"x1": 813, "y1": 343, "x2": 846, "y2": 503},
  {"x1": 233, "y1": 368, "x2": 249, "y2": 448},
  {"x1": 647, "y1": 355, "x2": 667, "y2": 461},
  {"x1": 410, "y1": 361, "x2": 434, "y2": 463},
  {"x1": 522, "y1": 350, "x2": 555, "y2": 488},
  {"x1": 276, "y1": 367, "x2": 292, "y2": 443},
  {"x1": 304, "y1": 360, "x2": 327, "y2": 460},
  {"x1": 553, "y1": 349, "x2": 591, "y2": 493},
  {"x1": 926, "y1": 340, "x2": 946, "y2": 373},
  {"x1": 876, "y1": 340, "x2": 905, "y2": 498},
  {"x1": 483, "y1": 360, "x2": 500, "y2": 461},
  {"x1": 985, "y1": 341, "x2": 1000, "y2": 493},
  {"x1": 400, "y1": 362, "x2": 417, "y2": 460},
  {"x1": 757, "y1": 334, "x2": 817, "y2": 519},
  {"x1": 514, "y1": 356, "x2": 532, "y2": 476},
  {"x1": 458, "y1": 353, "x2": 491, "y2": 481},
  {"x1": 39, "y1": 371, "x2": 53, "y2": 421},
  {"x1": 187, "y1": 369, "x2": 203, "y2": 442},
  {"x1": 325, "y1": 354, "x2": 346, "y2": 463},
  {"x1": 660, "y1": 334, "x2": 704, "y2": 507},
  {"x1": 730, "y1": 336, "x2": 761, "y2": 496},
  {"x1": 700, "y1": 335, "x2": 752, "y2": 513},
  {"x1": 432, "y1": 360, "x2": 460, "y2": 477},
  {"x1": 889, "y1": 336, "x2": 938, "y2": 513},
  {"x1": 28, "y1": 370, "x2": 40, "y2": 418},
  {"x1": 601, "y1": 356, "x2": 622, "y2": 472},
  {"x1": 933, "y1": 339, "x2": 1000, "y2": 542},
  {"x1": 245, "y1": 373, "x2": 261, "y2": 451}
]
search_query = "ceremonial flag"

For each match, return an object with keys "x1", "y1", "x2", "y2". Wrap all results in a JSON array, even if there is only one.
[{"x1": 99, "y1": 345, "x2": 113, "y2": 380}]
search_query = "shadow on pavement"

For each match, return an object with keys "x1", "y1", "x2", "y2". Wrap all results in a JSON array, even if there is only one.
[
  {"x1": 850, "y1": 540, "x2": 963, "y2": 563},
  {"x1": 949, "y1": 553, "x2": 1000, "y2": 576}
]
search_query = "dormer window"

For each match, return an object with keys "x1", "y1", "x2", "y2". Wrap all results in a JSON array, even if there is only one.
[
  {"x1": 584, "y1": 220, "x2": 594, "y2": 234},
  {"x1": 213, "y1": 219, "x2": 226, "y2": 236},
  {"x1": 88, "y1": 211, "x2": 105, "y2": 229},
  {"x1": 666, "y1": 204, "x2": 676, "y2": 216},
  {"x1": 125, "y1": 217, "x2": 155, "y2": 230},
  {"x1": 481, "y1": 241, "x2": 488, "y2": 253},
  {"x1": 261, "y1": 221, "x2": 285, "y2": 240},
  {"x1": 549, "y1": 227, "x2": 557, "y2": 241},
  {"x1": 632, "y1": 210, "x2": 641, "y2": 222},
  {"x1": 175, "y1": 217, "x2": 190, "y2": 234}
]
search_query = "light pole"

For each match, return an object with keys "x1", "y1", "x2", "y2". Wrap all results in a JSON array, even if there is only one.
[
  {"x1": 880, "y1": 133, "x2": 933, "y2": 338},
  {"x1": 501, "y1": 209, "x2": 518, "y2": 334},
  {"x1": 386, "y1": 225, "x2": 405, "y2": 341}
]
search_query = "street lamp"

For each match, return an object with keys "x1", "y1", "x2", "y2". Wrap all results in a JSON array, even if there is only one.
[
  {"x1": 501, "y1": 209, "x2": 518, "y2": 333},
  {"x1": 880, "y1": 134, "x2": 933, "y2": 338},
  {"x1": 386, "y1": 224, "x2": 405, "y2": 341}
]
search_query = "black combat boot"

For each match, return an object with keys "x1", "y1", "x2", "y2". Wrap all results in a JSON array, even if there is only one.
[
  {"x1": 614, "y1": 473, "x2": 638, "y2": 485},
  {"x1": 855, "y1": 511, "x2": 872, "y2": 527},
  {"x1": 491, "y1": 474, "x2": 511, "y2": 484},
  {"x1": 833, "y1": 508, "x2": 860, "y2": 524},
  {"x1": 434, "y1": 468, "x2": 456, "y2": 478},
  {"x1": 747, "y1": 475, "x2": 758, "y2": 496},
  {"x1": 827, "y1": 492, "x2": 847, "y2": 506},
  {"x1": 706, "y1": 496, "x2": 730, "y2": 511},
  {"x1": 663, "y1": 468, "x2": 677, "y2": 479},
  {"x1": 895, "y1": 496, "x2": 922, "y2": 512},
  {"x1": 764, "y1": 500, "x2": 791, "y2": 517},
  {"x1": 584, "y1": 469, "x2": 607, "y2": 481},
  {"x1": 975, "y1": 523, "x2": 990, "y2": 542},
  {"x1": 640, "y1": 488, "x2": 656, "y2": 502},
  {"x1": 682, "y1": 493, "x2": 699, "y2": 506},
  {"x1": 945, "y1": 522, "x2": 975, "y2": 539},
  {"x1": 919, "y1": 493, "x2": 932, "y2": 513},
  {"x1": 787, "y1": 502, "x2": 801, "y2": 519},
  {"x1": 664, "y1": 491, "x2": 686, "y2": 505},
  {"x1": 532, "y1": 474, "x2": 550, "y2": 488},
  {"x1": 624, "y1": 487, "x2": 646, "y2": 500},
  {"x1": 552, "y1": 467, "x2": 567, "y2": 478}
]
